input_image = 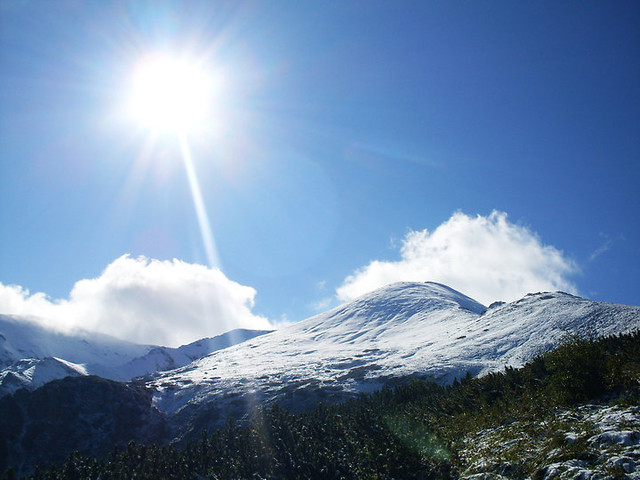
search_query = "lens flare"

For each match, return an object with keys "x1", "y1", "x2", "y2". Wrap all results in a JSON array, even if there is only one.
[
  {"x1": 129, "y1": 53, "x2": 212, "y2": 134},
  {"x1": 179, "y1": 133, "x2": 220, "y2": 269}
]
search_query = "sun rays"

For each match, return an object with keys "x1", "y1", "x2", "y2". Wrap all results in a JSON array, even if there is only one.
[
  {"x1": 178, "y1": 132, "x2": 220, "y2": 269},
  {"x1": 126, "y1": 50, "x2": 223, "y2": 269},
  {"x1": 128, "y1": 53, "x2": 214, "y2": 134}
]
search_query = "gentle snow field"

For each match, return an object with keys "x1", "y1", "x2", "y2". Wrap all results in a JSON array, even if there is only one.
[{"x1": 146, "y1": 282, "x2": 640, "y2": 421}]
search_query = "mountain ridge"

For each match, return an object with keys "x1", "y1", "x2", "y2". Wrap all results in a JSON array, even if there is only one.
[
  {"x1": 0, "y1": 314, "x2": 271, "y2": 396},
  {"x1": 146, "y1": 282, "x2": 639, "y2": 438},
  {"x1": 0, "y1": 281, "x2": 638, "y2": 475}
]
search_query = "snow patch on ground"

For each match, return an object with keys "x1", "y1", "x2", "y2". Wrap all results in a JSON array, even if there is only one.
[{"x1": 458, "y1": 403, "x2": 640, "y2": 479}]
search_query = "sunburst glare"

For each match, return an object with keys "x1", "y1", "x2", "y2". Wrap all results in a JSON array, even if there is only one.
[
  {"x1": 128, "y1": 53, "x2": 214, "y2": 134},
  {"x1": 126, "y1": 50, "x2": 223, "y2": 269}
]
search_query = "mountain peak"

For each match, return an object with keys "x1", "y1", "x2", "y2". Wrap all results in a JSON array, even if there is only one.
[{"x1": 330, "y1": 281, "x2": 487, "y2": 320}]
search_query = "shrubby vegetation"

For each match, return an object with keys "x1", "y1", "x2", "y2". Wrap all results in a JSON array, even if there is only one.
[{"x1": 3, "y1": 331, "x2": 639, "y2": 479}]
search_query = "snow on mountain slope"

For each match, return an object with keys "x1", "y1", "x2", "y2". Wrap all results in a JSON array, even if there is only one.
[
  {"x1": 148, "y1": 282, "x2": 640, "y2": 431},
  {"x1": 0, "y1": 314, "x2": 152, "y2": 370},
  {"x1": 0, "y1": 357, "x2": 88, "y2": 397},
  {"x1": 458, "y1": 291, "x2": 640, "y2": 371},
  {"x1": 114, "y1": 329, "x2": 273, "y2": 380},
  {"x1": 149, "y1": 282, "x2": 486, "y2": 414},
  {"x1": 0, "y1": 314, "x2": 271, "y2": 393}
]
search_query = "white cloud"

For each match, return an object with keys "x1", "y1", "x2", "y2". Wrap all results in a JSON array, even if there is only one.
[
  {"x1": 0, "y1": 284, "x2": 51, "y2": 317},
  {"x1": 0, "y1": 255, "x2": 272, "y2": 347},
  {"x1": 337, "y1": 211, "x2": 579, "y2": 306}
]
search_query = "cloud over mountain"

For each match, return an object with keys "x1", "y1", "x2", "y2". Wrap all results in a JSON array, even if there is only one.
[
  {"x1": 337, "y1": 211, "x2": 578, "y2": 306},
  {"x1": 0, "y1": 255, "x2": 271, "y2": 347}
]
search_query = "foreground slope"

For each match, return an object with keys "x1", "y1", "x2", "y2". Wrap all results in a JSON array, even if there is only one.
[
  {"x1": 14, "y1": 331, "x2": 640, "y2": 480},
  {"x1": 0, "y1": 375, "x2": 165, "y2": 475},
  {"x1": 149, "y1": 282, "x2": 640, "y2": 435}
]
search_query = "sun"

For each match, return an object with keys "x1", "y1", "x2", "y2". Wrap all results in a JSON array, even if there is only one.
[{"x1": 128, "y1": 53, "x2": 213, "y2": 134}]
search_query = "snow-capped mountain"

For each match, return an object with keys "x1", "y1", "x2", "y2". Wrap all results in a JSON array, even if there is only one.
[
  {"x1": 148, "y1": 282, "x2": 639, "y2": 435},
  {"x1": 0, "y1": 357, "x2": 89, "y2": 397},
  {"x1": 1, "y1": 281, "x2": 639, "y2": 475},
  {"x1": 0, "y1": 314, "x2": 150, "y2": 369},
  {"x1": 0, "y1": 314, "x2": 151, "y2": 395},
  {"x1": 0, "y1": 314, "x2": 271, "y2": 395}
]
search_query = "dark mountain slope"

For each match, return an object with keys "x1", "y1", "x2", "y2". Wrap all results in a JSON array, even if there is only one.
[{"x1": 0, "y1": 376, "x2": 164, "y2": 477}]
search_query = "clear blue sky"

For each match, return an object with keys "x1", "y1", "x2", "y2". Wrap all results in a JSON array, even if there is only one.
[{"x1": 1, "y1": 1, "x2": 638, "y2": 344}]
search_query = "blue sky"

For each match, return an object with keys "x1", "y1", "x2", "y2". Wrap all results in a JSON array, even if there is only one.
[{"x1": 1, "y1": 1, "x2": 638, "y2": 346}]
